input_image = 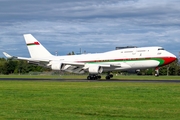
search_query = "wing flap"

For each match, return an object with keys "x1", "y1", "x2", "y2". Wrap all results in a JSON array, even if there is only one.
[{"x1": 66, "y1": 66, "x2": 85, "y2": 74}]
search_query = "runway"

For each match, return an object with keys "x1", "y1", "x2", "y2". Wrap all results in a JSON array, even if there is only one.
[{"x1": 0, "y1": 78, "x2": 180, "y2": 83}]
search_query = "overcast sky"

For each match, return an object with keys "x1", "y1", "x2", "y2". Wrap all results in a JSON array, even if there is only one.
[{"x1": 0, "y1": 0, "x2": 180, "y2": 57}]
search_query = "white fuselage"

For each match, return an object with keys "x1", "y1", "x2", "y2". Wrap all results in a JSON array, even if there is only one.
[{"x1": 47, "y1": 46, "x2": 176, "y2": 72}]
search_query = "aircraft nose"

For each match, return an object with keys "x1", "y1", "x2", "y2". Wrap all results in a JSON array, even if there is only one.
[
  {"x1": 170, "y1": 56, "x2": 177, "y2": 62},
  {"x1": 163, "y1": 53, "x2": 177, "y2": 66},
  {"x1": 171, "y1": 53, "x2": 177, "y2": 61}
]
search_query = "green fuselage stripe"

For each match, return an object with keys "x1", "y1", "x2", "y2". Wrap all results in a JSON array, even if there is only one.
[{"x1": 82, "y1": 57, "x2": 165, "y2": 66}]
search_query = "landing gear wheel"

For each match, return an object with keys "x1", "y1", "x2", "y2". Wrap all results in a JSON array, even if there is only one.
[
  {"x1": 155, "y1": 67, "x2": 159, "y2": 77},
  {"x1": 105, "y1": 72, "x2": 113, "y2": 80},
  {"x1": 109, "y1": 74, "x2": 113, "y2": 78},
  {"x1": 87, "y1": 76, "x2": 91, "y2": 80},
  {"x1": 155, "y1": 73, "x2": 159, "y2": 77},
  {"x1": 106, "y1": 76, "x2": 110, "y2": 80},
  {"x1": 97, "y1": 75, "x2": 101, "y2": 79},
  {"x1": 87, "y1": 75, "x2": 101, "y2": 80}
]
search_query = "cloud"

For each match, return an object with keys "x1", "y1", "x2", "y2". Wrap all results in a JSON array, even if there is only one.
[{"x1": 0, "y1": 0, "x2": 180, "y2": 57}]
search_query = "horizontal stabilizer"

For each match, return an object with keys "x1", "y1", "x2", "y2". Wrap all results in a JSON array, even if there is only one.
[{"x1": 3, "y1": 52, "x2": 17, "y2": 59}]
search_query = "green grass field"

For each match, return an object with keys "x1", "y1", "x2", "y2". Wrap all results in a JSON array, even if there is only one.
[{"x1": 0, "y1": 80, "x2": 180, "y2": 119}]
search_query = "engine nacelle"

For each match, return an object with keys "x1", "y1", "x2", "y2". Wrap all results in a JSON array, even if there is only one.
[
  {"x1": 51, "y1": 62, "x2": 65, "y2": 70},
  {"x1": 88, "y1": 66, "x2": 103, "y2": 74}
]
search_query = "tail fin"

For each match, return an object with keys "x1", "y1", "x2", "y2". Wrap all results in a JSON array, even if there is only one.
[{"x1": 23, "y1": 34, "x2": 52, "y2": 58}]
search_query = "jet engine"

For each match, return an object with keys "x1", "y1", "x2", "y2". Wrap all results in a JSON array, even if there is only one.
[
  {"x1": 88, "y1": 66, "x2": 103, "y2": 74},
  {"x1": 51, "y1": 62, "x2": 65, "y2": 70}
]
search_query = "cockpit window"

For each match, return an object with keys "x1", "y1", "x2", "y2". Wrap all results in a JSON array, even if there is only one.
[{"x1": 158, "y1": 48, "x2": 165, "y2": 50}]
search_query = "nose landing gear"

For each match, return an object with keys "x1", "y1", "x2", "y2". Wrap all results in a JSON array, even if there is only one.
[{"x1": 155, "y1": 67, "x2": 159, "y2": 77}]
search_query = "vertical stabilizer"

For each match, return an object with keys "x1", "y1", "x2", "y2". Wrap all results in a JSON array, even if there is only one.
[{"x1": 24, "y1": 34, "x2": 52, "y2": 58}]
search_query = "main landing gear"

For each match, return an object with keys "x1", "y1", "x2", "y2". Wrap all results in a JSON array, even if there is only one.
[
  {"x1": 105, "y1": 72, "x2": 113, "y2": 80},
  {"x1": 87, "y1": 74, "x2": 101, "y2": 80},
  {"x1": 87, "y1": 72, "x2": 114, "y2": 80}
]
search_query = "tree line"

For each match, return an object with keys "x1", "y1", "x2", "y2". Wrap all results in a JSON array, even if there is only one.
[
  {"x1": 0, "y1": 58, "x2": 50, "y2": 75},
  {"x1": 0, "y1": 57, "x2": 180, "y2": 75}
]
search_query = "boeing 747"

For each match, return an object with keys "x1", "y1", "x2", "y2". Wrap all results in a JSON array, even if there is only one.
[{"x1": 3, "y1": 34, "x2": 177, "y2": 80}]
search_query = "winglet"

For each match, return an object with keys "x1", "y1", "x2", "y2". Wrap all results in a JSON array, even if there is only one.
[{"x1": 3, "y1": 52, "x2": 17, "y2": 59}]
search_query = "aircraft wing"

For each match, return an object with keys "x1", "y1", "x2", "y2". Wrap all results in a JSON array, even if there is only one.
[
  {"x1": 61, "y1": 62, "x2": 131, "y2": 74},
  {"x1": 3, "y1": 52, "x2": 86, "y2": 72},
  {"x1": 3, "y1": 52, "x2": 131, "y2": 74}
]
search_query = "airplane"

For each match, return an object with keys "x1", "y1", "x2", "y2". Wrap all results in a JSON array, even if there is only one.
[{"x1": 3, "y1": 34, "x2": 177, "y2": 80}]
